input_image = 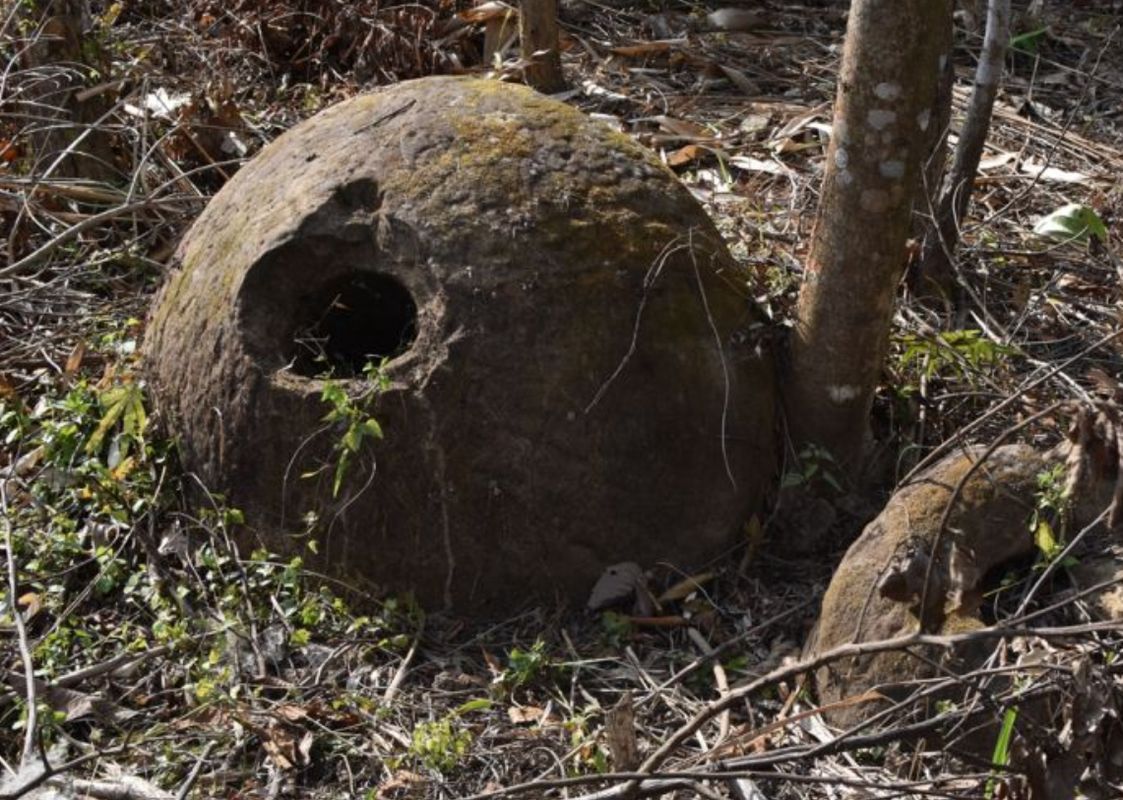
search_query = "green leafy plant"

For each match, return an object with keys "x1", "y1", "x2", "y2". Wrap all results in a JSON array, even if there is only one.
[
  {"x1": 780, "y1": 443, "x2": 842, "y2": 492},
  {"x1": 409, "y1": 716, "x2": 473, "y2": 773},
  {"x1": 985, "y1": 706, "x2": 1019, "y2": 798},
  {"x1": 1033, "y1": 203, "x2": 1108, "y2": 245},
  {"x1": 1009, "y1": 26, "x2": 1048, "y2": 55},
  {"x1": 1030, "y1": 464, "x2": 1076, "y2": 566},
  {"x1": 896, "y1": 329, "x2": 1016, "y2": 385},
  {"x1": 562, "y1": 708, "x2": 610, "y2": 774},
  {"x1": 86, "y1": 377, "x2": 147, "y2": 462},
  {"x1": 599, "y1": 611, "x2": 634, "y2": 648},
  {"x1": 499, "y1": 639, "x2": 552, "y2": 691},
  {"x1": 314, "y1": 360, "x2": 390, "y2": 497}
]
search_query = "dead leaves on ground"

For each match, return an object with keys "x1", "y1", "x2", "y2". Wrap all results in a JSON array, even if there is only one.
[{"x1": 192, "y1": 0, "x2": 456, "y2": 84}]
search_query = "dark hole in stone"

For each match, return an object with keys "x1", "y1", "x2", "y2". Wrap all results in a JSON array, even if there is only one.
[
  {"x1": 291, "y1": 272, "x2": 417, "y2": 378},
  {"x1": 976, "y1": 550, "x2": 1039, "y2": 625}
]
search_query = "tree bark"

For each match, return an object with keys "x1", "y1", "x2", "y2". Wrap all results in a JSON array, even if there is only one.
[
  {"x1": 914, "y1": 0, "x2": 1011, "y2": 298},
  {"x1": 784, "y1": 0, "x2": 955, "y2": 469},
  {"x1": 19, "y1": 0, "x2": 116, "y2": 182},
  {"x1": 519, "y1": 0, "x2": 565, "y2": 93},
  {"x1": 913, "y1": 12, "x2": 955, "y2": 241}
]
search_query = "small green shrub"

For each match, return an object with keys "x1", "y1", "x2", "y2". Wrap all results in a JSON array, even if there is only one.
[{"x1": 409, "y1": 717, "x2": 473, "y2": 773}]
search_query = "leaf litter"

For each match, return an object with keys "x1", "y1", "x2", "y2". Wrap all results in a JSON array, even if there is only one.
[{"x1": 2, "y1": 1, "x2": 1123, "y2": 798}]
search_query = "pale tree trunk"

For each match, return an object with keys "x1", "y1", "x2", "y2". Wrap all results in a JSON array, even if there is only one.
[
  {"x1": 784, "y1": 0, "x2": 955, "y2": 469},
  {"x1": 915, "y1": 0, "x2": 1011, "y2": 297},
  {"x1": 913, "y1": 13, "x2": 955, "y2": 239},
  {"x1": 519, "y1": 0, "x2": 565, "y2": 93},
  {"x1": 19, "y1": 0, "x2": 116, "y2": 182}
]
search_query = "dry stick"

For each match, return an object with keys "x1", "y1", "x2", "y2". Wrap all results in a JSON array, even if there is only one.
[
  {"x1": 462, "y1": 760, "x2": 1003, "y2": 800},
  {"x1": 1, "y1": 482, "x2": 36, "y2": 767},
  {"x1": 688, "y1": 235, "x2": 735, "y2": 490},
  {"x1": 918, "y1": 0, "x2": 1010, "y2": 280},
  {"x1": 636, "y1": 602, "x2": 812, "y2": 709},
  {"x1": 900, "y1": 328, "x2": 1123, "y2": 486},
  {"x1": 584, "y1": 238, "x2": 678, "y2": 414},
  {"x1": 916, "y1": 401, "x2": 1067, "y2": 630},
  {"x1": 722, "y1": 675, "x2": 1067, "y2": 772},
  {"x1": 704, "y1": 689, "x2": 882, "y2": 763},
  {"x1": 778, "y1": 658, "x2": 1048, "y2": 768},
  {"x1": 0, "y1": 745, "x2": 130, "y2": 800},
  {"x1": 382, "y1": 637, "x2": 418, "y2": 705},
  {"x1": 0, "y1": 0, "x2": 22, "y2": 40},
  {"x1": 0, "y1": 645, "x2": 175, "y2": 704},
  {"x1": 71, "y1": 777, "x2": 172, "y2": 800},
  {"x1": 1111, "y1": 406, "x2": 1123, "y2": 528},
  {"x1": 173, "y1": 741, "x2": 216, "y2": 800},
  {"x1": 615, "y1": 620, "x2": 1117, "y2": 799},
  {"x1": 0, "y1": 179, "x2": 128, "y2": 204},
  {"x1": 967, "y1": 23, "x2": 1117, "y2": 236},
  {"x1": 0, "y1": 198, "x2": 199, "y2": 279},
  {"x1": 684, "y1": 627, "x2": 731, "y2": 745},
  {"x1": 1015, "y1": 506, "x2": 1110, "y2": 617}
]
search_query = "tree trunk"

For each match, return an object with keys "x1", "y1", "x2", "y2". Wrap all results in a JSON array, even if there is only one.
[
  {"x1": 519, "y1": 0, "x2": 565, "y2": 93},
  {"x1": 914, "y1": 0, "x2": 1011, "y2": 299},
  {"x1": 19, "y1": 0, "x2": 116, "y2": 182},
  {"x1": 784, "y1": 0, "x2": 955, "y2": 469},
  {"x1": 913, "y1": 13, "x2": 956, "y2": 242}
]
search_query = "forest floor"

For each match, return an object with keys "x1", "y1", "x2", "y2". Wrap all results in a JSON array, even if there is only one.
[{"x1": 1, "y1": 1, "x2": 1122, "y2": 798}]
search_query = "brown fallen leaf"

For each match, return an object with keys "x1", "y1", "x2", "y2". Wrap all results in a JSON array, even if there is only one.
[
  {"x1": 605, "y1": 692, "x2": 639, "y2": 770},
  {"x1": 611, "y1": 41, "x2": 674, "y2": 58},
  {"x1": 261, "y1": 720, "x2": 314, "y2": 770},
  {"x1": 64, "y1": 340, "x2": 86, "y2": 379},
  {"x1": 587, "y1": 562, "x2": 644, "y2": 611},
  {"x1": 0, "y1": 373, "x2": 20, "y2": 403},
  {"x1": 507, "y1": 704, "x2": 545, "y2": 724},
  {"x1": 377, "y1": 769, "x2": 428, "y2": 798},
  {"x1": 5, "y1": 673, "x2": 139, "y2": 725},
  {"x1": 718, "y1": 64, "x2": 759, "y2": 95},
  {"x1": 16, "y1": 592, "x2": 41, "y2": 625},
  {"x1": 666, "y1": 144, "x2": 703, "y2": 167},
  {"x1": 653, "y1": 115, "x2": 715, "y2": 142},
  {"x1": 703, "y1": 8, "x2": 762, "y2": 32},
  {"x1": 459, "y1": 1, "x2": 516, "y2": 23},
  {"x1": 657, "y1": 571, "x2": 715, "y2": 604},
  {"x1": 481, "y1": 647, "x2": 503, "y2": 680},
  {"x1": 273, "y1": 703, "x2": 310, "y2": 723}
]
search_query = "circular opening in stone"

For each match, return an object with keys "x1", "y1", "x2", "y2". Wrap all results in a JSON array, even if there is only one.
[{"x1": 291, "y1": 272, "x2": 418, "y2": 377}]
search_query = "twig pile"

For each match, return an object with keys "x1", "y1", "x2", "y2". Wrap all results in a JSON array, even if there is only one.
[{"x1": 1, "y1": 0, "x2": 1121, "y2": 798}]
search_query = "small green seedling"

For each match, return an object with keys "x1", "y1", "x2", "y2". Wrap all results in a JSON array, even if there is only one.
[
  {"x1": 780, "y1": 443, "x2": 843, "y2": 492},
  {"x1": 314, "y1": 360, "x2": 389, "y2": 497},
  {"x1": 1033, "y1": 203, "x2": 1108, "y2": 245},
  {"x1": 409, "y1": 716, "x2": 473, "y2": 773},
  {"x1": 985, "y1": 706, "x2": 1018, "y2": 798}
]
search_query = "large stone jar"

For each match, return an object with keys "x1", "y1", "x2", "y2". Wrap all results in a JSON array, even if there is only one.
[{"x1": 145, "y1": 76, "x2": 775, "y2": 611}]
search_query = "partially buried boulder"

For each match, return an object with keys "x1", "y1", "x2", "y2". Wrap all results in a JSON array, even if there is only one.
[
  {"x1": 806, "y1": 445, "x2": 1051, "y2": 730},
  {"x1": 805, "y1": 423, "x2": 1123, "y2": 796},
  {"x1": 807, "y1": 432, "x2": 1120, "y2": 731},
  {"x1": 144, "y1": 76, "x2": 775, "y2": 612}
]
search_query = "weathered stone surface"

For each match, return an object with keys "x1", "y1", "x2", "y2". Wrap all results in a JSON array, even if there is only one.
[
  {"x1": 805, "y1": 445, "x2": 1050, "y2": 728},
  {"x1": 144, "y1": 76, "x2": 775, "y2": 612},
  {"x1": 1069, "y1": 550, "x2": 1123, "y2": 621}
]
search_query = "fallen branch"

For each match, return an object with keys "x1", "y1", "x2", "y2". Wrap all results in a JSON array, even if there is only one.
[
  {"x1": 622, "y1": 619, "x2": 1117, "y2": 797},
  {"x1": 0, "y1": 198, "x2": 202, "y2": 279},
  {"x1": 458, "y1": 621, "x2": 1116, "y2": 800},
  {"x1": 2, "y1": 481, "x2": 37, "y2": 766}
]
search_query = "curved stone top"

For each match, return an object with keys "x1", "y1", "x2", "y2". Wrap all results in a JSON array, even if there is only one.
[{"x1": 145, "y1": 76, "x2": 775, "y2": 611}]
